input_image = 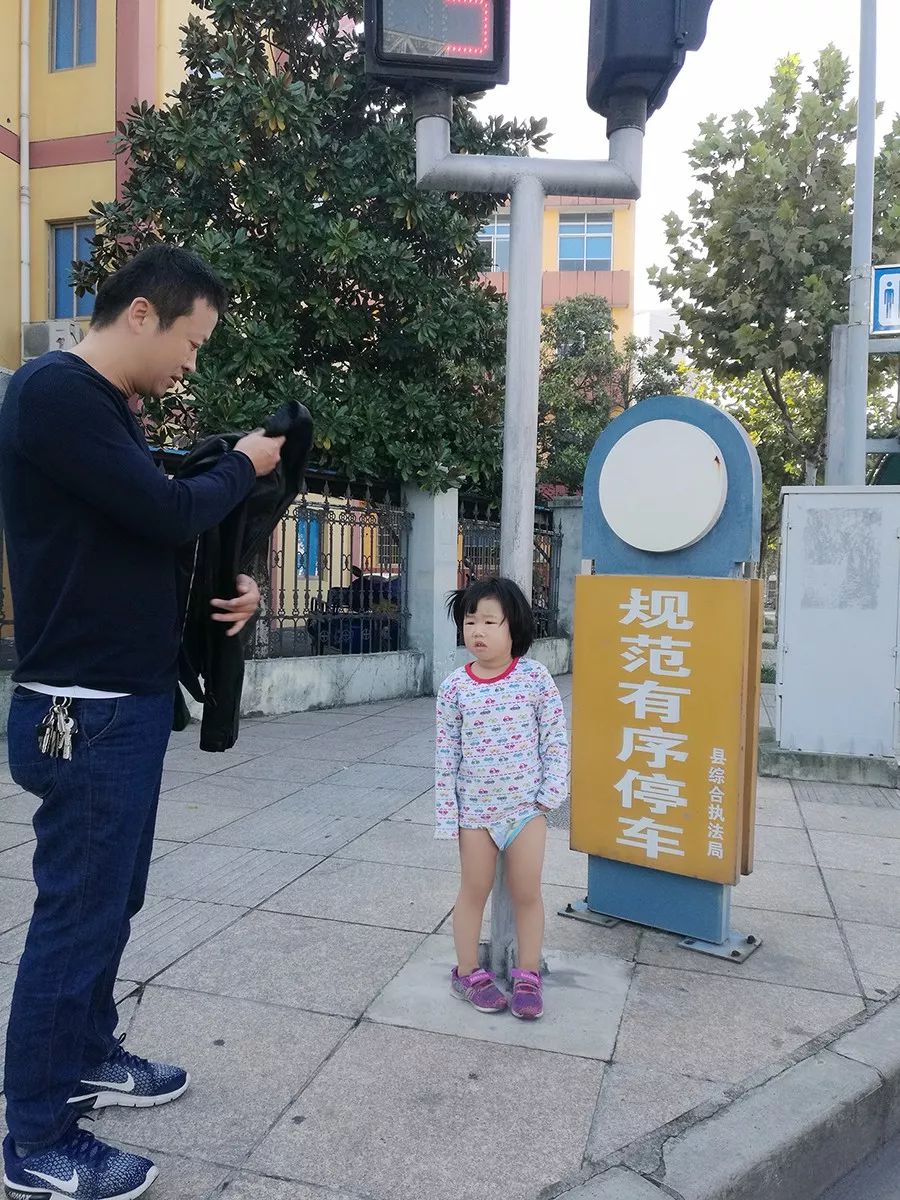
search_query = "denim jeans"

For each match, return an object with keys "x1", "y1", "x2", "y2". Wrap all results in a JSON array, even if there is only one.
[{"x1": 4, "y1": 688, "x2": 174, "y2": 1150}]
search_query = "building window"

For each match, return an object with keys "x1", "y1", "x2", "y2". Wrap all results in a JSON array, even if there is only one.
[
  {"x1": 558, "y1": 212, "x2": 613, "y2": 272},
  {"x1": 52, "y1": 0, "x2": 97, "y2": 71},
  {"x1": 477, "y1": 214, "x2": 511, "y2": 272},
  {"x1": 51, "y1": 222, "x2": 96, "y2": 319}
]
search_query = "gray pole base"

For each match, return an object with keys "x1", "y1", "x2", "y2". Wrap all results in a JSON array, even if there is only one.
[
  {"x1": 680, "y1": 931, "x2": 762, "y2": 963},
  {"x1": 479, "y1": 852, "x2": 549, "y2": 981},
  {"x1": 558, "y1": 898, "x2": 620, "y2": 929}
]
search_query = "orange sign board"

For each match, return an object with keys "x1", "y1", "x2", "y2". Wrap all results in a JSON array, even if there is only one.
[{"x1": 571, "y1": 575, "x2": 753, "y2": 886}]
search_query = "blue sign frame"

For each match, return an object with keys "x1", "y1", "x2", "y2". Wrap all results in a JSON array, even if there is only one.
[{"x1": 873, "y1": 265, "x2": 900, "y2": 336}]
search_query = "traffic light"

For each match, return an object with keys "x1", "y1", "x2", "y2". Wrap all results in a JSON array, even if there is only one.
[
  {"x1": 587, "y1": 0, "x2": 713, "y2": 119},
  {"x1": 364, "y1": 0, "x2": 510, "y2": 92}
]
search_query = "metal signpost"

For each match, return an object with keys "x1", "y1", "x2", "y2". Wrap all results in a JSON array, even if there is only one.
[
  {"x1": 564, "y1": 397, "x2": 764, "y2": 960},
  {"x1": 365, "y1": 0, "x2": 713, "y2": 975}
]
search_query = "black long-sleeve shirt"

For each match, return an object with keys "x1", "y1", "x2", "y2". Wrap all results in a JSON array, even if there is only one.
[{"x1": 0, "y1": 352, "x2": 256, "y2": 694}]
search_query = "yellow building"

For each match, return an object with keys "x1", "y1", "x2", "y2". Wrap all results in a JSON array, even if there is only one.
[
  {"x1": 478, "y1": 194, "x2": 636, "y2": 342},
  {"x1": 0, "y1": 0, "x2": 192, "y2": 371}
]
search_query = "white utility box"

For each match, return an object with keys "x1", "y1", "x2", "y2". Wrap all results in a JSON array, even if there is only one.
[{"x1": 777, "y1": 486, "x2": 900, "y2": 759}]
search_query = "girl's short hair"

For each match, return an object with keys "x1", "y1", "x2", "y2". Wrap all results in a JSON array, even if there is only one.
[{"x1": 447, "y1": 577, "x2": 535, "y2": 658}]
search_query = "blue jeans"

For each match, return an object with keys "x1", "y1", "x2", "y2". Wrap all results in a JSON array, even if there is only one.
[{"x1": 4, "y1": 688, "x2": 174, "y2": 1150}]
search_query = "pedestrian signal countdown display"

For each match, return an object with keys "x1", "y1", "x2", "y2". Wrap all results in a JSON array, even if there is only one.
[{"x1": 365, "y1": 0, "x2": 510, "y2": 90}]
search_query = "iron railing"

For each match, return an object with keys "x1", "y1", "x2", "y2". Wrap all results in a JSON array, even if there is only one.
[
  {"x1": 246, "y1": 474, "x2": 412, "y2": 660},
  {"x1": 457, "y1": 497, "x2": 562, "y2": 639}
]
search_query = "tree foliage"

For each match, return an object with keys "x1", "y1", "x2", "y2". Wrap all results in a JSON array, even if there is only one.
[
  {"x1": 74, "y1": 0, "x2": 550, "y2": 491},
  {"x1": 651, "y1": 47, "x2": 900, "y2": 481},
  {"x1": 537, "y1": 296, "x2": 681, "y2": 492}
]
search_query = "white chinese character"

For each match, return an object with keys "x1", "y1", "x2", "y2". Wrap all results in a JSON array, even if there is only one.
[
  {"x1": 711, "y1": 748, "x2": 726, "y2": 765},
  {"x1": 708, "y1": 785, "x2": 724, "y2": 802},
  {"x1": 707, "y1": 841, "x2": 725, "y2": 859},
  {"x1": 619, "y1": 589, "x2": 694, "y2": 631},
  {"x1": 708, "y1": 822, "x2": 725, "y2": 841},
  {"x1": 620, "y1": 635, "x2": 692, "y2": 678},
  {"x1": 618, "y1": 727, "x2": 689, "y2": 768},
  {"x1": 708, "y1": 802, "x2": 725, "y2": 822},
  {"x1": 619, "y1": 679, "x2": 690, "y2": 724},
  {"x1": 617, "y1": 816, "x2": 685, "y2": 859},
  {"x1": 615, "y1": 770, "x2": 688, "y2": 815},
  {"x1": 708, "y1": 766, "x2": 725, "y2": 785}
]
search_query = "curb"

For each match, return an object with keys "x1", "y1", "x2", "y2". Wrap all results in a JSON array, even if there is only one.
[
  {"x1": 758, "y1": 743, "x2": 900, "y2": 787},
  {"x1": 543, "y1": 993, "x2": 900, "y2": 1200}
]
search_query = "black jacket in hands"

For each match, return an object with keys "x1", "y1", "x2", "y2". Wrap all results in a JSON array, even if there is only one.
[{"x1": 175, "y1": 401, "x2": 314, "y2": 751}]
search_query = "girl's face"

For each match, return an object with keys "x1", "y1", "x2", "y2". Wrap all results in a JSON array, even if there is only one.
[{"x1": 463, "y1": 596, "x2": 513, "y2": 669}]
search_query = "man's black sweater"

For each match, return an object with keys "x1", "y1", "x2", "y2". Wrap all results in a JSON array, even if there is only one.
[{"x1": 0, "y1": 352, "x2": 256, "y2": 694}]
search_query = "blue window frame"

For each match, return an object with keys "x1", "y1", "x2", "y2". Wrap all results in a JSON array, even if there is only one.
[
  {"x1": 52, "y1": 0, "x2": 97, "y2": 71},
  {"x1": 297, "y1": 518, "x2": 320, "y2": 578},
  {"x1": 477, "y1": 213, "x2": 511, "y2": 272},
  {"x1": 51, "y1": 222, "x2": 95, "y2": 319},
  {"x1": 558, "y1": 212, "x2": 613, "y2": 272}
]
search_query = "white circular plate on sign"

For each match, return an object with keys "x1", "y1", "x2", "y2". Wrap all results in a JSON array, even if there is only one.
[{"x1": 599, "y1": 419, "x2": 728, "y2": 553}]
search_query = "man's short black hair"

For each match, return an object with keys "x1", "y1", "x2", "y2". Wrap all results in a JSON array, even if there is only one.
[
  {"x1": 91, "y1": 244, "x2": 228, "y2": 331},
  {"x1": 447, "y1": 576, "x2": 535, "y2": 658}
]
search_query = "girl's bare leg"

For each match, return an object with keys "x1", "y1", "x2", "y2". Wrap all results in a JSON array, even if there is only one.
[
  {"x1": 504, "y1": 816, "x2": 547, "y2": 973},
  {"x1": 453, "y1": 829, "x2": 499, "y2": 975}
]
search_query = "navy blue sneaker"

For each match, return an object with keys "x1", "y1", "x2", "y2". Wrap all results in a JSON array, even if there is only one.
[
  {"x1": 67, "y1": 1041, "x2": 189, "y2": 1112},
  {"x1": 3, "y1": 1129, "x2": 157, "y2": 1199}
]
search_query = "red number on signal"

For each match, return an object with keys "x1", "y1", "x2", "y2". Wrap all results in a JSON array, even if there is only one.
[{"x1": 444, "y1": 0, "x2": 491, "y2": 59}]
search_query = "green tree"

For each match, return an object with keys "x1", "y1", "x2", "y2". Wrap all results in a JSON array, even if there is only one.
[
  {"x1": 537, "y1": 295, "x2": 681, "y2": 492},
  {"x1": 75, "y1": 0, "x2": 549, "y2": 491},
  {"x1": 651, "y1": 47, "x2": 900, "y2": 482}
]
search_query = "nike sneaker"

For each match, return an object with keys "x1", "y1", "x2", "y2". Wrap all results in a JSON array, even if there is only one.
[
  {"x1": 67, "y1": 1040, "x2": 188, "y2": 1111},
  {"x1": 3, "y1": 1128, "x2": 157, "y2": 1199}
]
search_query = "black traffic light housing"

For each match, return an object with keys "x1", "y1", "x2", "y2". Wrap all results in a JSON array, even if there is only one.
[
  {"x1": 587, "y1": 0, "x2": 713, "y2": 121},
  {"x1": 364, "y1": 0, "x2": 510, "y2": 93}
]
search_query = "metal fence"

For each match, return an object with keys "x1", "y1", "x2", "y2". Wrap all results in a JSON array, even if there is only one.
[
  {"x1": 246, "y1": 475, "x2": 413, "y2": 660},
  {"x1": 457, "y1": 497, "x2": 562, "y2": 639}
]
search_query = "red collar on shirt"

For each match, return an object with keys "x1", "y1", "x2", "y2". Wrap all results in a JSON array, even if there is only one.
[{"x1": 465, "y1": 658, "x2": 520, "y2": 685}]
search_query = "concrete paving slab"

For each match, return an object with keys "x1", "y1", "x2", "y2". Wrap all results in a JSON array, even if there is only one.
[
  {"x1": 295, "y1": 728, "x2": 417, "y2": 762},
  {"x1": 324, "y1": 762, "x2": 434, "y2": 798},
  {"x1": 560, "y1": 1170, "x2": 669, "y2": 1199},
  {"x1": 756, "y1": 778, "x2": 797, "y2": 802},
  {"x1": 214, "y1": 1176, "x2": 366, "y2": 1200},
  {"x1": 162, "y1": 773, "x2": 317, "y2": 809},
  {"x1": 823, "y1": 867, "x2": 900, "y2": 928},
  {"x1": 248, "y1": 1022, "x2": 603, "y2": 1200},
  {"x1": 0, "y1": 792, "x2": 39, "y2": 824},
  {"x1": 150, "y1": 839, "x2": 185, "y2": 862},
  {"x1": 613, "y1": 965, "x2": 862, "y2": 1083},
  {"x1": 100, "y1": 986, "x2": 350, "y2": 1166},
  {"x1": 821, "y1": 1135, "x2": 900, "y2": 1200},
  {"x1": 366, "y1": 933, "x2": 631, "y2": 1060},
  {"x1": 0, "y1": 876, "x2": 37, "y2": 934},
  {"x1": 0, "y1": 922, "x2": 27, "y2": 964},
  {"x1": 158, "y1": 909, "x2": 423, "y2": 1018},
  {"x1": 337, "y1": 820, "x2": 460, "y2": 872},
  {"x1": 544, "y1": 829, "x2": 590, "y2": 889},
  {"x1": 0, "y1": 782, "x2": 23, "y2": 798},
  {"x1": 544, "y1": 885, "x2": 642, "y2": 961},
  {"x1": 730, "y1": 861, "x2": 833, "y2": 917},
  {"x1": 755, "y1": 799, "x2": 804, "y2": 829},
  {"x1": 158, "y1": 770, "x2": 204, "y2": 793},
  {"x1": 153, "y1": 799, "x2": 252, "y2": 842},
  {"x1": 264, "y1": 858, "x2": 457, "y2": 933},
  {"x1": 794, "y1": 782, "x2": 900, "y2": 809},
  {"x1": 802, "y1": 801, "x2": 900, "y2": 839},
  {"x1": 388, "y1": 791, "x2": 435, "y2": 825},
  {"x1": 162, "y1": 745, "x2": 262, "y2": 775},
  {"x1": 659, "y1": 1050, "x2": 882, "y2": 1200},
  {"x1": 585, "y1": 1063, "x2": 725, "y2": 1163},
  {"x1": 201, "y1": 786, "x2": 407, "y2": 855},
  {"x1": 841, "y1": 920, "x2": 900, "y2": 1000},
  {"x1": 118, "y1": 896, "x2": 244, "y2": 983},
  {"x1": 111, "y1": 1147, "x2": 229, "y2": 1200},
  {"x1": 636, "y1": 907, "x2": 860, "y2": 997},
  {"x1": 810, "y1": 828, "x2": 900, "y2": 877},
  {"x1": 0, "y1": 840, "x2": 35, "y2": 880},
  {"x1": 364, "y1": 734, "x2": 435, "y2": 767},
  {"x1": 214, "y1": 755, "x2": 346, "y2": 785},
  {"x1": 752, "y1": 825, "x2": 816, "y2": 866},
  {"x1": 147, "y1": 843, "x2": 320, "y2": 907},
  {"x1": 266, "y1": 709, "x2": 380, "y2": 731},
  {"x1": 0, "y1": 823, "x2": 33, "y2": 854}
]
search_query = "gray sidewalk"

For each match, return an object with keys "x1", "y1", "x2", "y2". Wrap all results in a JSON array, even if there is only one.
[{"x1": 0, "y1": 679, "x2": 899, "y2": 1199}]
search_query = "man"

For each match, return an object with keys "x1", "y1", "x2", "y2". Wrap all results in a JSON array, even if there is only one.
[{"x1": 0, "y1": 245, "x2": 283, "y2": 1200}]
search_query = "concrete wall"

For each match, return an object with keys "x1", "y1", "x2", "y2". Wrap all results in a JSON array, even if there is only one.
[
  {"x1": 549, "y1": 496, "x2": 584, "y2": 637},
  {"x1": 231, "y1": 650, "x2": 424, "y2": 718}
]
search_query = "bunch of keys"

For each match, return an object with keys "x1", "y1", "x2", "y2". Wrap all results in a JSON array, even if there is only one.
[{"x1": 38, "y1": 698, "x2": 78, "y2": 760}]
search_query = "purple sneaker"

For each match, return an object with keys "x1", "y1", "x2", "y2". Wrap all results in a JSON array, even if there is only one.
[
  {"x1": 510, "y1": 969, "x2": 544, "y2": 1020},
  {"x1": 450, "y1": 967, "x2": 508, "y2": 1013}
]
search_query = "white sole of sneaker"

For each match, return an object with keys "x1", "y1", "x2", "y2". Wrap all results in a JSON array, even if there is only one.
[
  {"x1": 72, "y1": 1075, "x2": 190, "y2": 1111},
  {"x1": 511, "y1": 1009, "x2": 544, "y2": 1020},
  {"x1": 450, "y1": 987, "x2": 508, "y2": 1015},
  {"x1": 4, "y1": 1161, "x2": 158, "y2": 1199}
]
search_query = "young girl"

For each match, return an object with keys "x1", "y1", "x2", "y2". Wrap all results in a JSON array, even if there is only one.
[{"x1": 435, "y1": 577, "x2": 569, "y2": 1020}]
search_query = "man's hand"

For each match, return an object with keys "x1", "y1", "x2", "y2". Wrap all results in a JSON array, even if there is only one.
[
  {"x1": 234, "y1": 430, "x2": 285, "y2": 477},
  {"x1": 210, "y1": 574, "x2": 261, "y2": 637}
]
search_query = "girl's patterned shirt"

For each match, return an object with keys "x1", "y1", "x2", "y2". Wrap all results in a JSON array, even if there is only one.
[{"x1": 434, "y1": 657, "x2": 569, "y2": 841}]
